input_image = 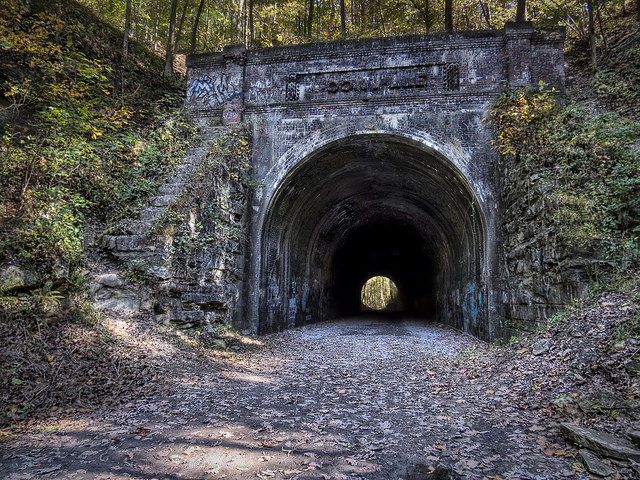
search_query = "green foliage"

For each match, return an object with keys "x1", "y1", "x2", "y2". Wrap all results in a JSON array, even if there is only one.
[
  {"x1": 489, "y1": 85, "x2": 640, "y2": 266},
  {"x1": 588, "y1": 268, "x2": 639, "y2": 298},
  {"x1": 547, "y1": 311, "x2": 568, "y2": 325},
  {"x1": 456, "y1": 346, "x2": 480, "y2": 360},
  {"x1": 76, "y1": 0, "x2": 623, "y2": 51},
  {"x1": 172, "y1": 222, "x2": 218, "y2": 256},
  {"x1": 206, "y1": 129, "x2": 253, "y2": 183},
  {"x1": 591, "y1": 45, "x2": 640, "y2": 118},
  {"x1": 0, "y1": 0, "x2": 194, "y2": 274},
  {"x1": 152, "y1": 127, "x2": 253, "y2": 266},
  {"x1": 0, "y1": 274, "x2": 87, "y2": 332},
  {"x1": 489, "y1": 83, "x2": 558, "y2": 157}
]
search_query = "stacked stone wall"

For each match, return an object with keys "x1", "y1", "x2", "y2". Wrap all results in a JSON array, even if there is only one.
[
  {"x1": 97, "y1": 124, "x2": 252, "y2": 330},
  {"x1": 499, "y1": 159, "x2": 590, "y2": 332}
]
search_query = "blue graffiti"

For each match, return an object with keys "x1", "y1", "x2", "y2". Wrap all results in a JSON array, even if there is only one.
[
  {"x1": 288, "y1": 293, "x2": 297, "y2": 323},
  {"x1": 187, "y1": 74, "x2": 239, "y2": 105},
  {"x1": 465, "y1": 282, "x2": 480, "y2": 325}
]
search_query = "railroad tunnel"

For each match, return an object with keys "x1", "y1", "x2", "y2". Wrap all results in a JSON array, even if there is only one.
[{"x1": 258, "y1": 134, "x2": 488, "y2": 337}]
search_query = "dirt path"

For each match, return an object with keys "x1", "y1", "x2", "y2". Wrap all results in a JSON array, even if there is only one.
[{"x1": 1, "y1": 318, "x2": 589, "y2": 480}]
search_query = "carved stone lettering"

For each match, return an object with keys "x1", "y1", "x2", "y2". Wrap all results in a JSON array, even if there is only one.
[{"x1": 287, "y1": 64, "x2": 447, "y2": 102}]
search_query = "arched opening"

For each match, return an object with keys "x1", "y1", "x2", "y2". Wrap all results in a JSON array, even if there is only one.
[
  {"x1": 259, "y1": 134, "x2": 488, "y2": 337},
  {"x1": 361, "y1": 276, "x2": 400, "y2": 311}
]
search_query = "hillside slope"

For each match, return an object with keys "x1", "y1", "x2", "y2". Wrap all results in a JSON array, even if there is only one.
[
  {"x1": 0, "y1": 0, "x2": 195, "y2": 426},
  {"x1": 0, "y1": 0, "x2": 192, "y2": 282}
]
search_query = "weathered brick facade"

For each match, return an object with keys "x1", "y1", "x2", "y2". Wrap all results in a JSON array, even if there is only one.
[{"x1": 181, "y1": 23, "x2": 567, "y2": 340}]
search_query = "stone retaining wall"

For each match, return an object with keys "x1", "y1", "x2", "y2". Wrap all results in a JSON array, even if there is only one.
[{"x1": 97, "y1": 125, "x2": 252, "y2": 329}]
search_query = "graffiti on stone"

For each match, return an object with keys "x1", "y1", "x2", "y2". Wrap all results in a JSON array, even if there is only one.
[
  {"x1": 288, "y1": 280, "x2": 298, "y2": 326},
  {"x1": 222, "y1": 108, "x2": 241, "y2": 124},
  {"x1": 187, "y1": 74, "x2": 240, "y2": 106},
  {"x1": 248, "y1": 78, "x2": 273, "y2": 104}
]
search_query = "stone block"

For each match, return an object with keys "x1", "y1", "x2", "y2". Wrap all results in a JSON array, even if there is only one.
[
  {"x1": 115, "y1": 235, "x2": 151, "y2": 252},
  {"x1": 181, "y1": 291, "x2": 225, "y2": 309},
  {"x1": 95, "y1": 273, "x2": 124, "y2": 288},
  {"x1": 561, "y1": 423, "x2": 640, "y2": 461},
  {"x1": 158, "y1": 183, "x2": 184, "y2": 195},
  {"x1": 578, "y1": 449, "x2": 614, "y2": 477},
  {"x1": 150, "y1": 195, "x2": 177, "y2": 207},
  {"x1": 181, "y1": 310, "x2": 205, "y2": 323},
  {"x1": 139, "y1": 207, "x2": 164, "y2": 222},
  {"x1": 0, "y1": 263, "x2": 40, "y2": 292},
  {"x1": 102, "y1": 235, "x2": 117, "y2": 250}
]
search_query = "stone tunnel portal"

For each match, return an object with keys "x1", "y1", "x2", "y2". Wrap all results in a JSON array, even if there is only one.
[{"x1": 260, "y1": 134, "x2": 487, "y2": 336}]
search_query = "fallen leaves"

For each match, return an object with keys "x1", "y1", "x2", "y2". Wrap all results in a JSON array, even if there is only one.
[
  {"x1": 128, "y1": 426, "x2": 151, "y2": 437},
  {"x1": 4, "y1": 306, "x2": 640, "y2": 480},
  {"x1": 542, "y1": 444, "x2": 573, "y2": 457}
]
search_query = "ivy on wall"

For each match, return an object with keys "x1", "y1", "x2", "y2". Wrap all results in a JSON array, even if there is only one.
[{"x1": 490, "y1": 83, "x2": 640, "y2": 270}]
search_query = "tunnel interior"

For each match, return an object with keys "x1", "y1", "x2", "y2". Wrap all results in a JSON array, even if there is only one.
[
  {"x1": 260, "y1": 134, "x2": 488, "y2": 336},
  {"x1": 332, "y1": 218, "x2": 437, "y2": 317}
]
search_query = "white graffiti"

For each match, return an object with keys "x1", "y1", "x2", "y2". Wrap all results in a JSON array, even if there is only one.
[
  {"x1": 247, "y1": 78, "x2": 273, "y2": 104},
  {"x1": 187, "y1": 74, "x2": 239, "y2": 105}
]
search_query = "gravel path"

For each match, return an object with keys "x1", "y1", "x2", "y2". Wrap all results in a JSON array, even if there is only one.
[{"x1": 1, "y1": 318, "x2": 588, "y2": 480}]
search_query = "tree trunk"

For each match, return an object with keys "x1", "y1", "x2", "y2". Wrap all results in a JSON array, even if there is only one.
[
  {"x1": 55, "y1": 0, "x2": 62, "y2": 44},
  {"x1": 444, "y1": 0, "x2": 453, "y2": 31},
  {"x1": 153, "y1": 0, "x2": 160, "y2": 51},
  {"x1": 421, "y1": 0, "x2": 431, "y2": 33},
  {"x1": 378, "y1": 0, "x2": 386, "y2": 34},
  {"x1": 515, "y1": 0, "x2": 526, "y2": 22},
  {"x1": 479, "y1": 0, "x2": 492, "y2": 28},
  {"x1": 223, "y1": 6, "x2": 228, "y2": 45},
  {"x1": 133, "y1": 0, "x2": 140, "y2": 40},
  {"x1": 587, "y1": 0, "x2": 597, "y2": 68},
  {"x1": 596, "y1": 5, "x2": 607, "y2": 53},
  {"x1": 350, "y1": 0, "x2": 354, "y2": 33},
  {"x1": 236, "y1": 0, "x2": 245, "y2": 44},
  {"x1": 175, "y1": 0, "x2": 190, "y2": 51},
  {"x1": 249, "y1": 0, "x2": 254, "y2": 47},
  {"x1": 164, "y1": 0, "x2": 179, "y2": 77},
  {"x1": 122, "y1": 0, "x2": 133, "y2": 58},
  {"x1": 190, "y1": 0, "x2": 206, "y2": 54},
  {"x1": 307, "y1": 0, "x2": 314, "y2": 39},
  {"x1": 340, "y1": 0, "x2": 346, "y2": 39}
]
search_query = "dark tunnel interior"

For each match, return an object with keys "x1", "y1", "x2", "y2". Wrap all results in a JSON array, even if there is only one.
[
  {"x1": 331, "y1": 218, "x2": 438, "y2": 317},
  {"x1": 260, "y1": 134, "x2": 487, "y2": 335}
]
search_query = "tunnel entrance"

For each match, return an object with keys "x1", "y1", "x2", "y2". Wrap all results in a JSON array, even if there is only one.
[{"x1": 259, "y1": 134, "x2": 488, "y2": 337}]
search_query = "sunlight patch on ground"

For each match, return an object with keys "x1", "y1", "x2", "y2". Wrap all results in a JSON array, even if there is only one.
[
  {"x1": 104, "y1": 316, "x2": 179, "y2": 358},
  {"x1": 226, "y1": 372, "x2": 276, "y2": 384}
]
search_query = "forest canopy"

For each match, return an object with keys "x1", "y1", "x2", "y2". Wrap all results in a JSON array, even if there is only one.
[{"x1": 79, "y1": 0, "x2": 631, "y2": 54}]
